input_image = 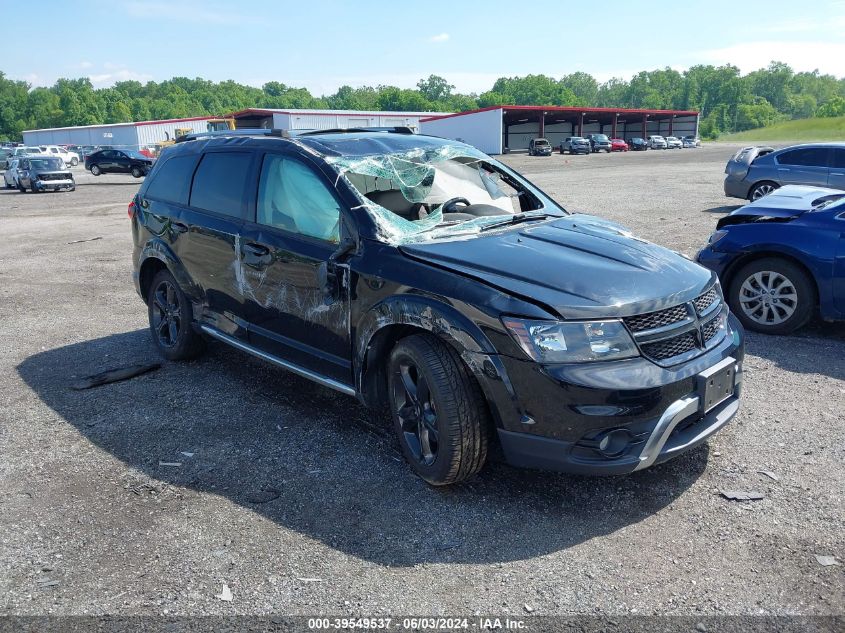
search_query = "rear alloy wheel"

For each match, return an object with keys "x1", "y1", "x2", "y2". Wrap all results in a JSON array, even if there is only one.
[
  {"x1": 147, "y1": 269, "x2": 206, "y2": 360},
  {"x1": 388, "y1": 333, "x2": 489, "y2": 485},
  {"x1": 749, "y1": 181, "x2": 778, "y2": 200},
  {"x1": 91, "y1": 165, "x2": 101, "y2": 176},
  {"x1": 729, "y1": 258, "x2": 815, "y2": 334}
]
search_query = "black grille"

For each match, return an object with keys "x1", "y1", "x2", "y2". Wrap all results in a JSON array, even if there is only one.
[
  {"x1": 38, "y1": 173, "x2": 70, "y2": 181},
  {"x1": 702, "y1": 315, "x2": 722, "y2": 343},
  {"x1": 624, "y1": 304, "x2": 689, "y2": 333},
  {"x1": 694, "y1": 288, "x2": 718, "y2": 314},
  {"x1": 641, "y1": 332, "x2": 698, "y2": 361}
]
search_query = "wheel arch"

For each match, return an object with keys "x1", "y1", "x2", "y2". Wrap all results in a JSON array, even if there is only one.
[
  {"x1": 722, "y1": 250, "x2": 820, "y2": 306},
  {"x1": 137, "y1": 239, "x2": 201, "y2": 305},
  {"x1": 354, "y1": 295, "x2": 518, "y2": 432}
]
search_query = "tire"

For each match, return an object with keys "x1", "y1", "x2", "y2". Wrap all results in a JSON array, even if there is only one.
[
  {"x1": 147, "y1": 269, "x2": 206, "y2": 361},
  {"x1": 388, "y1": 333, "x2": 489, "y2": 485},
  {"x1": 131, "y1": 166, "x2": 143, "y2": 178},
  {"x1": 91, "y1": 165, "x2": 101, "y2": 176},
  {"x1": 17, "y1": 183, "x2": 25, "y2": 193},
  {"x1": 71, "y1": 158, "x2": 78, "y2": 166},
  {"x1": 29, "y1": 181, "x2": 38, "y2": 193},
  {"x1": 728, "y1": 258, "x2": 815, "y2": 335},
  {"x1": 748, "y1": 181, "x2": 779, "y2": 201}
]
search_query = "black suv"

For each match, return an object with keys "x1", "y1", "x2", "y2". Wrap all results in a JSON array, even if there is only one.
[
  {"x1": 86, "y1": 149, "x2": 153, "y2": 178},
  {"x1": 131, "y1": 129, "x2": 744, "y2": 485}
]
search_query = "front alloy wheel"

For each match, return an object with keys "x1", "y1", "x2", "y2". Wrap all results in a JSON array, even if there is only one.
[
  {"x1": 388, "y1": 334, "x2": 489, "y2": 485},
  {"x1": 729, "y1": 258, "x2": 815, "y2": 334},
  {"x1": 393, "y1": 361, "x2": 439, "y2": 466}
]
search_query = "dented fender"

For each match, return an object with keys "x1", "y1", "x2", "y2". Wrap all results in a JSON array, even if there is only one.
[{"x1": 354, "y1": 294, "x2": 525, "y2": 429}]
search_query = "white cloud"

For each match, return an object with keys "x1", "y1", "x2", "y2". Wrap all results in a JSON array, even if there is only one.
[
  {"x1": 697, "y1": 40, "x2": 845, "y2": 76},
  {"x1": 88, "y1": 69, "x2": 154, "y2": 86},
  {"x1": 429, "y1": 33, "x2": 450, "y2": 43}
]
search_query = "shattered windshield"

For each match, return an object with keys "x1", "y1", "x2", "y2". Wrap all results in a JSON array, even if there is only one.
[{"x1": 325, "y1": 143, "x2": 563, "y2": 243}]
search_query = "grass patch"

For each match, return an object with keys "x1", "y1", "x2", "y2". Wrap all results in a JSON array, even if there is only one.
[{"x1": 717, "y1": 116, "x2": 845, "y2": 142}]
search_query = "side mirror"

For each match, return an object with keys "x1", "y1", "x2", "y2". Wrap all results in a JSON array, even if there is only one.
[{"x1": 319, "y1": 237, "x2": 356, "y2": 304}]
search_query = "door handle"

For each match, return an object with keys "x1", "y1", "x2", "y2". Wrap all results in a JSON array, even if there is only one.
[
  {"x1": 831, "y1": 173, "x2": 845, "y2": 177},
  {"x1": 171, "y1": 221, "x2": 189, "y2": 233}
]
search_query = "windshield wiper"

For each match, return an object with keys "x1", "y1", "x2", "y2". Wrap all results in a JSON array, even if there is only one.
[{"x1": 478, "y1": 212, "x2": 554, "y2": 232}]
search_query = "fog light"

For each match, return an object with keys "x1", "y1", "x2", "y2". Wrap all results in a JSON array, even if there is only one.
[{"x1": 596, "y1": 429, "x2": 632, "y2": 457}]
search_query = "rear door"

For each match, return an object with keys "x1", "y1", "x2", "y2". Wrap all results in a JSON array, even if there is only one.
[
  {"x1": 829, "y1": 148, "x2": 845, "y2": 191},
  {"x1": 238, "y1": 150, "x2": 352, "y2": 383},
  {"x1": 775, "y1": 147, "x2": 831, "y2": 187}
]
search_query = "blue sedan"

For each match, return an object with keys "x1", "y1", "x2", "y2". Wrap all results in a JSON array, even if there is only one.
[{"x1": 697, "y1": 185, "x2": 845, "y2": 334}]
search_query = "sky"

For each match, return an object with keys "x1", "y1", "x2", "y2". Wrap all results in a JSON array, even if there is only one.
[{"x1": 5, "y1": 0, "x2": 845, "y2": 94}]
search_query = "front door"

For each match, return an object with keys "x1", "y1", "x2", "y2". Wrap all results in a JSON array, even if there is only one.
[
  {"x1": 238, "y1": 151, "x2": 351, "y2": 384},
  {"x1": 829, "y1": 148, "x2": 845, "y2": 191}
]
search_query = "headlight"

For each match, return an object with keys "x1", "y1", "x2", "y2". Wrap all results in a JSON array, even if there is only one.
[
  {"x1": 708, "y1": 229, "x2": 729, "y2": 245},
  {"x1": 502, "y1": 318, "x2": 639, "y2": 363}
]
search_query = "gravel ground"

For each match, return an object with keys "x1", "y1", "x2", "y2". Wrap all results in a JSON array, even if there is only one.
[{"x1": 0, "y1": 144, "x2": 842, "y2": 619}]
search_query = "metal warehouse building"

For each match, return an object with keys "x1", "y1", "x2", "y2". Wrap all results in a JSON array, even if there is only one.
[
  {"x1": 22, "y1": 116, "x2": 218, "y2": 149},
  {"x1": 228, "y1": 108, "x2": 450, "y2": 133},
  {"x1": 420, "y1": 106, "x2": 699, "y2": 154}
]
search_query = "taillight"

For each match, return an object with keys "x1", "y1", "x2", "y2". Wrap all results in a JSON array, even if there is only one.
[{"x1": 128, "y1": 200, "x2": 136, "y2": 219}]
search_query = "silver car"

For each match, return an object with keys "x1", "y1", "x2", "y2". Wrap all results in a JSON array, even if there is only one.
[
  {"x1": 665, "y1": 136, "x2": 682, "y2": 149},
  {"x1": 647, "y1": 135, "x2": 667, "y2": 149},
  {"x1": 723, "y1": 143, "x2": 845, "y2": 200},
  {"x1": 3, "y1": 157, "x2": 22, "y2": 189}
]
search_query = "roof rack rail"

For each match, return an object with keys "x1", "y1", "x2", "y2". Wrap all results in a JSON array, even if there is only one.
[
  {"x1": 175, "y1": 128, "x2": 289, "y2": 143},
  {"x1": 296, "y1": 126, "x2": 416, "y2": 136}
]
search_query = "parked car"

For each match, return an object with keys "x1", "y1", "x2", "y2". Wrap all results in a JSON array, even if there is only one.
[
  {"x1": 723, "y1": 143, "x2": 845, "y2": 201},
  {"x1": 698, "y1": 185, "x2": 845, "y2": 334},
  {"x1": 10, "y1": 146, "x2": 44, "y2": 159},
  {"x1": 41, "y1": 144, "x2": 80, "y2": 166},
  {"x1": 648, "y1": 135, "x2": 667, "y2": 150},
  {"x1": 560, "y1": 137, "x2": 591, "y2": 154},
  {"x1": 16, "y1": 156, "x2": 75, "y2": 192},
  {"x1": 131, "y1": 129, "x2": 744, "y2": 485},
  {"x1": 3, "y1": 157, "x2": 22, "y2": 188},
  {"x1": 665, "y1": 136, "x2": 682, "y2": 149},
  {"x1": 528, "y1": 137, "x2": 552, "y2": 156},
  {"x1": 86, "y1": 149, "x2": 153, "y2": 177},
  {"x1": 585, "y1": 133, "x2": 612, "y2": 153},
  {"x1": 0, "y1": 147, "x2": 11, "y2": 169},
  {"x1": 610, "y1": 138, "x2": 629, "y2": 152},
  {"x1": 682, "y1": 136, "x2": 701, "y2": 148},
  {"x1": 629, "y1": 137, "x2": 648, "y2": 151}
]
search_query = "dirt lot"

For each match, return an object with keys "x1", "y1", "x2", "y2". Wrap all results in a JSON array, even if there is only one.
[{"x1": 0, "y1": 144, "x2": 843, "y2": 618}]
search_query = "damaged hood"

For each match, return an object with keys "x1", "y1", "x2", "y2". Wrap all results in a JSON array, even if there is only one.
[
  {"x1": 400, "y1": 214, "x2": 713, "y2": 319},
  {"x1": 717, "y1": 185, "x2": 845, "y2": 228}
]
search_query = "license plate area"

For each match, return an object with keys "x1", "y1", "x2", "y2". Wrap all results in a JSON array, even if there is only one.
[{"x1": 697, "y1": 357, "x2": 736, "y2": 413}]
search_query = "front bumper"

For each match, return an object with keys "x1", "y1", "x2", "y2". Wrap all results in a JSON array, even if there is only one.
[
  {"x1": 490, "y1": 314, "x2": 744, "y2": 475},
  {"x1": 33, "y1": 179, "x2": 74, "y2": 190}
]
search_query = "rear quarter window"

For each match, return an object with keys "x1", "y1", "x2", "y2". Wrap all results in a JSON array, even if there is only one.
[
  {"x1": 143, "y1": 154, "x2": 199, "y2": 206},
  {"x1": 189, "y1": 152, "x2": 253, "y2": 218}
]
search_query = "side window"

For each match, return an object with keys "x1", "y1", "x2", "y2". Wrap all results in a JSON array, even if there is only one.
[
  {"x1": 831, "y1": 149, "x2": 845, "y2": 169},
  {"x1": 190, "y1": 152, "x2": 252, "y2": 218},
  {"x1": 144, "y1": 154, "x2": 199, "y2": 206},
  {"x1": 777, "y1": 148, "x2": 829, "y2": 167},
  {"x1": 257, "y1": 154, "x2": 341, "y2": 243}
]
